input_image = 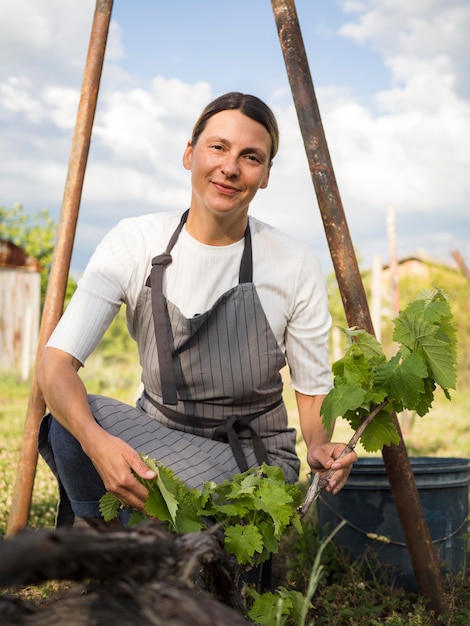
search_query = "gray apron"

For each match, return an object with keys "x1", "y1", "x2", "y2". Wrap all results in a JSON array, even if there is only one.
[
  {"x1": 39, "y1": 211, "x2": 300, "y2": 524},
  {"x1": 133, "y1": 210, "x2": 299, "y2": 480}
]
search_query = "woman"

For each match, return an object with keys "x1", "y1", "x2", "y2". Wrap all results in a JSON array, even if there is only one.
[{"x1": 38, "y1": 92, "x2": 357, "y2": 526}]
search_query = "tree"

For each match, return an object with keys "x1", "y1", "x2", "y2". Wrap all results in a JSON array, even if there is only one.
[{"x1": 0, "y1": 203, "x2": 76, "y2": 306}]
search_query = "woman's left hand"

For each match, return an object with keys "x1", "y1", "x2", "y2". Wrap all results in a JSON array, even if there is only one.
[{"x1": 307, "y1": 443, "x2": 357, "y2": 495}]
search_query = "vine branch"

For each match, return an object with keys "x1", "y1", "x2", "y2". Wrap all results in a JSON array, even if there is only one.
[{"x1": 298, "y1": 399, "x2": 389, "y2": 517}]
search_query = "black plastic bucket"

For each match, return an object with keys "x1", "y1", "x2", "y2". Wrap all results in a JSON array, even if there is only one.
[{"x1": 317, "y1": 457, "x2": 470, "y2": 591}]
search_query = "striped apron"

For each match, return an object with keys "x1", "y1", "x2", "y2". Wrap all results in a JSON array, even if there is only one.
[
  {"x1": 39, "y1": 212, "x2": 299, "y2": 524},
  {"x1": 131, "y1": 210, "x2": 299, "y2": 485}
]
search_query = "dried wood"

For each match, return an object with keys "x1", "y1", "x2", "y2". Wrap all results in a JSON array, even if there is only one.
[{"x1": 0, "y1": 522, "x2": 252, "y2": 625}]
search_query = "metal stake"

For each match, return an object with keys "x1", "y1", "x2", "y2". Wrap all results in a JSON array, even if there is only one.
[
  {"x1": 6, "y1": 0, "x2": 114, "y2": 536},
  {"x1": 270, "y1": 0, "x2": 449, "y2": 614}
]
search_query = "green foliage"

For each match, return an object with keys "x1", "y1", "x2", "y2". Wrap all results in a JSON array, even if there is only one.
[
  {"x1": 100, "y1": 460, "x2": 303, "y2": 567},
  {"x1": 0, "y1": 203, "x2": 77, "y2": 306},
  {"x1": 247, "y1": 586, "x2": 309, "y2": 626},
  {"x1": 2, "y1": 374, "x2": 470, "y2": 622},
  {"x1": 275, "y1": 512, "x2": 470, "y2": 625},
  {"x1": 321, "y1": 289, "x2": 456, "y2": 452}
]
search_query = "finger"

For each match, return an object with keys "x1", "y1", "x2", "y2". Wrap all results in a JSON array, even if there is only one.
[
  {"x1": 131, "y1": 456, "x2": 157, "y2": 481},
  {"x1": 328, "y1": 466, "x2": 353, "y2": 494},
  {"x1": 112, "y1": 477, "x2": 149, "y2": 512},
  {"x1": 331, "y1": 448, "x2": 358, "y2": 469}
]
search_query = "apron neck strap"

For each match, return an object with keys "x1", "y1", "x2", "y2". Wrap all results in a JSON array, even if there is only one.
[
  {"x1": 149, "y1": 210, "x2": 252, "y2": 405},
  {"x1": 238, "y1": 223, "x2": 252, "y2": 284}
]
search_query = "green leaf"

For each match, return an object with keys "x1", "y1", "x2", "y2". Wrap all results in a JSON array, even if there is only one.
[
  {"x1": 247, "y1": 591, "x2": 291, "y2": 626},
  {"x1": 277, "y1": 587, "x2": 311, "y2": 624},
  {"x1": 419, "y1": 334, "x2": 456, "y2": 391},
  {"x1": 257, "y1": 520, "x2": 280, "y2": 555},
  {"x1": 342, "y1": 327, "x2": 385, "y2": 358},
  {"x1": 373, "y1": 352, "x2": 427, "y2": 410},
  {"x1": 413, "y1": 377, "x2": 436, "y2": 417},
  {"x1": 128, "y1": 510, "x2": 147, "y2": 526},
  {"x1": 393, "y1": 289, "x2": 457, "y2": 391},
  {"x1": 253, "y1": 482, "x2": 294, "y2": 536},
  {"x1": 99, "y1": 492, "x2": 121, "y2": 522},
  {"x1": 155, "y1": 466, "x2": 181, "y2": 523},
  {"x1": 224, "y1": 523, "x2": 264, "y2": 564},
  {"x1": 360, "y1": 410, "x2": 400, "y2": 452},
  {"x1": 145, "y1": 484, "x2": 175, "y2": 526},
  {"x1": 321, "y1": 381, "x2": 366, "y2": 431},
  {"x1": 215, "y1": 502, "x2": 251, "y2": 517},
  {"x1": 260, "y1": 462, "x2": 286, "y2": 483},
  {"x1": 173, "y1": 512, "x2": 204, "y2": 534}
]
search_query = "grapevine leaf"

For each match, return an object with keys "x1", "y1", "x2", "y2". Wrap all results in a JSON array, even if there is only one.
[
  {"x1": 413, "y1": 377, "x2": 436, "y2": 417},
  {"x1": 363, "y1": 386, "x2": 389, "y2": 407},
  {"x1": 341, "y1": 327, "x2": 386, "y2": 365},
  {"x1": 99, "y1": 492, "x2": 121, "y2": 522},
  {"x1": 199, "y1": 480, "x2": 217, "y2": 509},
  {"x1": 174, "y1": 490, "x2": 206, "y2": 533},
  {"x1": 143, "y1": 468, "x2": 179, "y2": 526},
  {"x1": 419, "y1": 335, "x2": 456, "y2": 391},
  {"x1": 392, "y1": 311, "x2": 434, "y2": 352},
  {"x1": 332, "y1": 352, "x2": 373, "y2": 383},
  {"x1": 247, "y1": 592, "x2": 292, "y2": 626},
  {"x1": 238, "y1": 473, "x2": 261, "y2": 494},
  {"x1": 128, "y1": 510, "x2": 147, "y2": 526},
  {"x1": 284, "y1": 482, "x2": 303, "y2": 509},
  {"x1": 224, "y1": 523, "x2": 264, "y2": 564},
  {"x1": 373, "y1": 352, "x2": 427, "y2": 410},
  {"x1": 145, "y1": 484, "x2": 175, "y2": 526},
  {"x1": 257, "y1": 520, "x2": 280, "y2": 555},
  {"x1": 174, "y1": 512, "x2": 204, "y2": 533},
  {"x1": 253, "y1": 482, "x2": 294, "y2": 536},
  {"x1": 215, "y1": 502, "x2": 251, "y2": 517},
  {"x1": 276, "y1": 587, "x2": 312, "y2": 625},
  {"x1": 321, "y1": 381, "x2": 366, "y2": 431},
  {"x1": 393, "y1": 289, "x2": 457, "y2": 391},
  {"x1": 260, "y1": 462, "x2": 286, "y2": 483},
  {"x1": 359, "y1": 410, "x2": 400, "y2": 452}
]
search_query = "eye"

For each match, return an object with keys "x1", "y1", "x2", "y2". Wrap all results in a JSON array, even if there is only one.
[{"x1": 245, "y1": 153, "x2": 262, "y2": 164}]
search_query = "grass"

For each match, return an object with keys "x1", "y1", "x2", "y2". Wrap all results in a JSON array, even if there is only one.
[{"x1": 1, "y1": 358, "x2": 469, "y2": 624}]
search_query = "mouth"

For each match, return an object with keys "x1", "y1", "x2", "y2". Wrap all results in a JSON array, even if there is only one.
[{"x1": 212, "y1": 181, "x2": 239, "y2": 195}]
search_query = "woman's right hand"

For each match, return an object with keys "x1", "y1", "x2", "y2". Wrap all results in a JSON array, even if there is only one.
[
  {"x1": 84, "y1": 430, "x2": 157, "y2": 512},
  {"x1": 38, "y1": 347, "x2": 157, "y2": 512}
]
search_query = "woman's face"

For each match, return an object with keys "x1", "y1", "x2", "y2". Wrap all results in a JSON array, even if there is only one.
[{"x1": 183, "y1": 109, "x2": 272, "y2": 222}]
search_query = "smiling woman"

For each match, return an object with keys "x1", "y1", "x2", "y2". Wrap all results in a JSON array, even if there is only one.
[{"x1": 36, "y1": 91, "x2": 357, "y2": 531}]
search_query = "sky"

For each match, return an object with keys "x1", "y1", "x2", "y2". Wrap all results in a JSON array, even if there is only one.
[{"x1": 1, "y1": 0, "x2": 469, "y2": 277}]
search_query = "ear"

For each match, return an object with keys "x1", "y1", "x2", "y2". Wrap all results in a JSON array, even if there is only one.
[
  {"x1": 182, "y1": 140, "x2": 192, "y2": 170},
  {"x1": 259, "y1": 164, "x2": 271, "y2": 189}
]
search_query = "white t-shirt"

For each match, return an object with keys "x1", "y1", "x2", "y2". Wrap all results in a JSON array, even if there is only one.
[{"x1": 48, "y1": 212, "x2": 332, "y2": 395}]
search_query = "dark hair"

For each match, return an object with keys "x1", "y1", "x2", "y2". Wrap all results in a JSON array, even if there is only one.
[{"x1": 191, "y1": 92, "x2": 279, "y2": 162}]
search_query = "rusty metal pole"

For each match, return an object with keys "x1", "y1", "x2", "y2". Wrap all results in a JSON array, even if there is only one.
[
  {"x1": 6, "y1": 0, "x2": 114, "y2": 536},
  {"x1": 271, "y1": 0, "x2": 449, "y2": 614}
]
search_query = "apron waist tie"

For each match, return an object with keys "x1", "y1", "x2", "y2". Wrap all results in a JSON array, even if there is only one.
[{"x1": 142, "y1": 390, "x2": 281, "y2": 472}]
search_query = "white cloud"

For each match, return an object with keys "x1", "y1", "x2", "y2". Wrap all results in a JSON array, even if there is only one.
[
  {"x1": 1, "y1": 0, "x2": 468, "y2": 275},
  {"x1": 1, "y1": 0, "x2": 96, "y2": 83},
  {"x1": 328, "y1": 1, "x2": 470, "y2": 241}
]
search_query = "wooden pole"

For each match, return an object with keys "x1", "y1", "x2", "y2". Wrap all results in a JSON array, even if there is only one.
[
  {"x1": 452, "y1": 249, "x2": 470, "y2": 284},
  {"x1": 387, "y1": 205, "x2": 400, "y2": 316},
  {"x1": 6, "y1": 0, "x2": 114, "y2": 536},
  {"x1": 270, "y1": 0, "x2": 449, "y2": 614}
]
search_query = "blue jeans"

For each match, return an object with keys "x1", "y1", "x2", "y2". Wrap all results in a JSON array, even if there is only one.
[{"x1": 48, "y1": 418, "x2": 131, "y2": 524}]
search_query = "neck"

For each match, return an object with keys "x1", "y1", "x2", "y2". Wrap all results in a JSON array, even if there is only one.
[{"x1": 185, "y1": 209, "x2": 248, "y2": 245}]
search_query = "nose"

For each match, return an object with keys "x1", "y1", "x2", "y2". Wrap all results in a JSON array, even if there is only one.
[{"x1": 221, "y1": 154, "x2": 240, "y2": 178}]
